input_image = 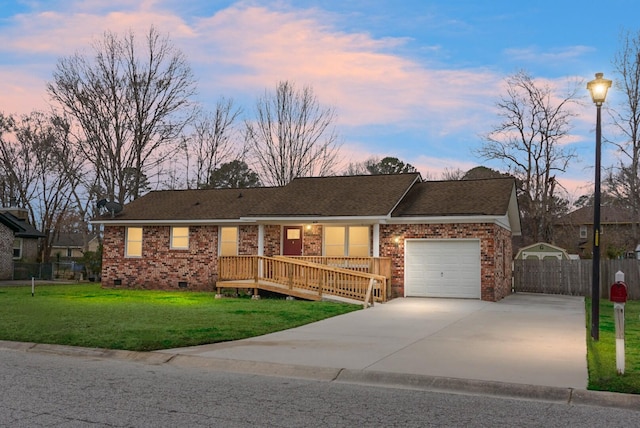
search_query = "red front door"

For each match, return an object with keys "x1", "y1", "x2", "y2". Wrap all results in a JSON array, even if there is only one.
[{"x1": 283, "y1": 226, "x2": 303, "y2": 256}]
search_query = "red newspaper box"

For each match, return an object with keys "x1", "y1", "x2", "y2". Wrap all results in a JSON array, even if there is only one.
[{"x1": 610, "y1": 281, "x2": 628, "y2": 303}]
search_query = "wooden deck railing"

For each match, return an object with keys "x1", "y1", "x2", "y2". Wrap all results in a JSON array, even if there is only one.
[
  {"x1": 284, "y1": 256, "x2": 391, "y2": 276},
  {"x1": 218, "y1": 255, "x2": 387, "y2": 305}
]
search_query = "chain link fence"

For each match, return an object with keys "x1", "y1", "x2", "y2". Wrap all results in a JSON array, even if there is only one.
[{"x1": 12, "y1": 261, "x2": 86, "y2": 281}]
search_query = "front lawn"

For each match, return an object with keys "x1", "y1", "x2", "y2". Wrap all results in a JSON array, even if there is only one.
[
  {"x1": 0, "y1": 284, "x2": 360, "y2": 351},
  {"x1": 587, "y1": 298, "x2": 640, "y2": 394}
]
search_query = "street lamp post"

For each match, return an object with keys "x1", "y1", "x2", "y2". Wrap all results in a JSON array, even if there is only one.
[{"x1": 587, "y1": 72, "x2": 612, "y2": 341}]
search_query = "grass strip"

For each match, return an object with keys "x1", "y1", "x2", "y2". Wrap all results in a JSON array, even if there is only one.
[{"x1": 586, "y1": 298, "x2": 640, "y2": 394}]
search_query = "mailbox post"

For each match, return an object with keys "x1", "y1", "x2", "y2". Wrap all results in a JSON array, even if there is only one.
[{"x1": 610, "y1": 271, "x2": 628, "y2": 375}]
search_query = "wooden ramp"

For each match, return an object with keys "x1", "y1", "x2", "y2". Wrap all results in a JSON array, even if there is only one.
[{"x1": 217, "y1": 256, "x2": 387, "y2": 307}]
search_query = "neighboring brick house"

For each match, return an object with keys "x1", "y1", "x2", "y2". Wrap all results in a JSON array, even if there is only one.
[
  {"x1": 554, "y1": 205, "x2": 640, "y2": 259},
  {"x1": 0, "y1": 208, "x2": 45, "y2": 280},
  {"x1": 93, "y1": 174, "x2": 521, "y2": 302}
]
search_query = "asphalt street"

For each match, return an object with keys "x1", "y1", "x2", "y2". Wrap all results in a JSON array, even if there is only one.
[{"x1": 2, "y1": 348, "x2": 640, "y2": 427}]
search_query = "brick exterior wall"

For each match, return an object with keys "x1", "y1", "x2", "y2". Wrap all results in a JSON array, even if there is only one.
[
  {"x1": 101, "y1": 222, "x2": 513, "y2": 301},
  {"x1": 0, "y1": 224, "x2": 41, "y2": 280},
  {"x1": 379, "y1": 223, "x2": 513, "y2": 302},
  {"x1": 103, "y1": 225, "x2": 258, "y2": 291},
  {"x1": 302, "y1": 224, "x2": 322, "y2": 255},
  {"x1": 263, "y1": 225, "x2": 281, "y2": 256},
  {"x1": 0, "y1": 223, "x2": 12, "y2": 280}
]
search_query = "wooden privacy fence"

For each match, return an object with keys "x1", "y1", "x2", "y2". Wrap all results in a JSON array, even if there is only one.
[
  {"x1": 218, "y1": 255, "x2": 388, "y2": 305},
  {"x1": 513, "y1": 259, "x2": 640, "y2": 300}
]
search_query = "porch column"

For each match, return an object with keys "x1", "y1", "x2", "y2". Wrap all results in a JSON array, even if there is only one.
[
  {"x1": 258, "y1": 224, "x2": 264, "y2": 256},
  {"x1": 372, "y1": 224, "x2": 380, "y2": 257}
]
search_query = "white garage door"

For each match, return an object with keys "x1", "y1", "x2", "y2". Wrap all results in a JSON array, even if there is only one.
[{"x1": 405, "y1": 239, "x2": 481, "y2": 299}]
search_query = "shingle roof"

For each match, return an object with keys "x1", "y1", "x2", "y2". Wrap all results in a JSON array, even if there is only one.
[
  {"x1": 103, "y1": 187, "x2": 284, "y2": 221},
  {"x1": 249, "y1": 173, "x2": 421, "y2": 217},
  {"x1": 51, "y1": 233, "x2": 99, "y2": 248},
  {"x1": 95, "y1": 173, "x2": 516, "y2": 223},
  {"x1": 0, "y1": 212, "x2": 45, "y2": 238},
  {"x1": 556, "y1": 205, "x2": 639, "y2": 225},
  {"x1": 392, "y1": 178, "x2": 516, "y2": 217}
]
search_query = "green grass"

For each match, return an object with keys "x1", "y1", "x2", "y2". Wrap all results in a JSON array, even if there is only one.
[
  {"x1": 586, "y1": 298, "x2": 640, "y2": 394},
  {"x1": 0, "y1": 284, "x2": 360, "y2": 352}
]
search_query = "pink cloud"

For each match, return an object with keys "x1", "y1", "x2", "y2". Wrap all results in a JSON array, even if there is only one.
[
  {"x1": 0, "y1": 2, "x2": 192, "y2": 56},
  {"x1": 0, "y1": 1, "x2": 502, "y2": 132},
  {"x1": 0, "y1": 71, "x2": 50, "y2": 115},
  {"x1": 186, "y1": 4, "x2": 501, "y2": 133}
]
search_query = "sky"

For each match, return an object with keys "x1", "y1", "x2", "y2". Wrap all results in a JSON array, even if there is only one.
[{"x1": 0, "y1": 0, "x2": 638, "y2": 201}]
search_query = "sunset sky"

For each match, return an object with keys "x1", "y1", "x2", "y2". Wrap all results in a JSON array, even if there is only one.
[{"x1": 1, "y1": 0, "x2": 638, "y2": 200}]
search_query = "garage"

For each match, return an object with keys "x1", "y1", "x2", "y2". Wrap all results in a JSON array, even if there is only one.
[{"x1": 404, "y1": 239, "x2": 481, "y2": 299}]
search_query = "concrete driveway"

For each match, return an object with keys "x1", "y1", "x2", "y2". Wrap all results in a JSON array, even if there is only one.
[{"x1": 162, "y1": 293, "x2": 588, "y2": 389}]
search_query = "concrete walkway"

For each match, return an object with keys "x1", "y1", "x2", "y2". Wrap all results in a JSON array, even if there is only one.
[{"x1": 161, "y1": 293, "x2": 588, "y2": 389}]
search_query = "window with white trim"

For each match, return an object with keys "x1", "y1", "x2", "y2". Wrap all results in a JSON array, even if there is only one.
[
  {"x1": 220, "y1": 226, "x2": 238, "y2": 256},
  {"x1": 125, "y1": 227, "x2": 143, "y2": 257},
  {"x1": 579, "y1": 226, "x2": 588, "y2": 239},
  {"x1": 171, "y1": 226, "x2": 189, "y2": 249},
  {"x1": 324, "y1": 226, "x2": 370, "y2": 257}
]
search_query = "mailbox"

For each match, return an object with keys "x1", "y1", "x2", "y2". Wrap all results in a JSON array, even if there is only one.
[{"x1": 610, "y1": 281, "x2": 628, "y2": 303}]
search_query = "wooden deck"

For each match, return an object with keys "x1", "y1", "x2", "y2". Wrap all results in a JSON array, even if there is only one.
[{"x1": 217, "y1": 256, "x2": 389, "y2": 307}]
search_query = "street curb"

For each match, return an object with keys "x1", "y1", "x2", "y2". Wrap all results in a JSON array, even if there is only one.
[
  {"x1": 2, "y1": 340, "x2": 640, "y2": 411},
  {"x1": 335, "y1": 369, "x2": 570, "y2": 402},
  {"x1": 165, "y1": 354, "x2": 343, "y2": 381}
]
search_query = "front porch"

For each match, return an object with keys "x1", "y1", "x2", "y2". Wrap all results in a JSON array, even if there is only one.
[{"x1": 217, "y1": 256, "x2": 391, "y2": 307}]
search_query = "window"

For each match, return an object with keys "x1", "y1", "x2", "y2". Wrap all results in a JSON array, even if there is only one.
[
  {"x1": 579, "y1": 226, "x2": 588, "y2": 239},
  {"x1": 324, "y1": 226, "x2": 346, "y2": 256},
  {"x1": 348, "y1": 226, "x2": 369, "y2": 256},
  {"x1": 220, "y1": 226, "x2": 238, "y2": 256},
  {"x1": 12, "y1": 238, "x2": 22, "y2": 259},
  {"x1": 66, "y1": 248, "x2": 73, "y2": 258},
  {"x1": 125, "y1": 227, "x2": 143, "y2": 257},
  {"x1": 324, "y1": 226, "x2": 370, "y2": 257},
  {"x1": 171, "y1": 226, "x2": 189, "y2": 249}
]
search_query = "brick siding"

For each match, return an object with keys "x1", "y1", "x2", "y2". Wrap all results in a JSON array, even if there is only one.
[
  {"x1": 102, "y1": 222, "x2": 512, "y2": 301},
  {"x1": 0, "y1": 224, "x2": 12, "y2": 280},
  {"x1": 103, "y1": 225, "x2": 221, "y2": 291}
]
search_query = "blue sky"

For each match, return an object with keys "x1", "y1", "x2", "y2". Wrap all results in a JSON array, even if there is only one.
[{"x1": 0, "y1": 0, "x2": 638, "y2": 199}]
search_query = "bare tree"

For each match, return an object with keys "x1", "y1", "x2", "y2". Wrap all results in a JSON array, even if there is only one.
[
  {"x1": 604, "y1": 29, "x2": 640, "y2": 242},
  {"x1": 0, "y1": 113, "x2": 18, "y2": 205},
  {"x1": 47, "y1": 26, "x2": 197, "y2": 204},
  {"x1": 245, "y1": 81, "x2": 340, "y2": 186},
  {"x1": 441, "y1": 167, "x2": 465, "y2": 181},
  {"x1": 478, "y1": 70, "x2": 580, "y2": 244},
  {"x1": 0, "y1": 111, "x2": 82, "y2": 261},
  {"x1": 186, "y1": 98, "x2": 242, "y2": 189}
]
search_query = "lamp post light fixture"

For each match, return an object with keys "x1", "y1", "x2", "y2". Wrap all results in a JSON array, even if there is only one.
[{"x1": 587, "y1": 72, "x2": 612, "y2": 341}]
